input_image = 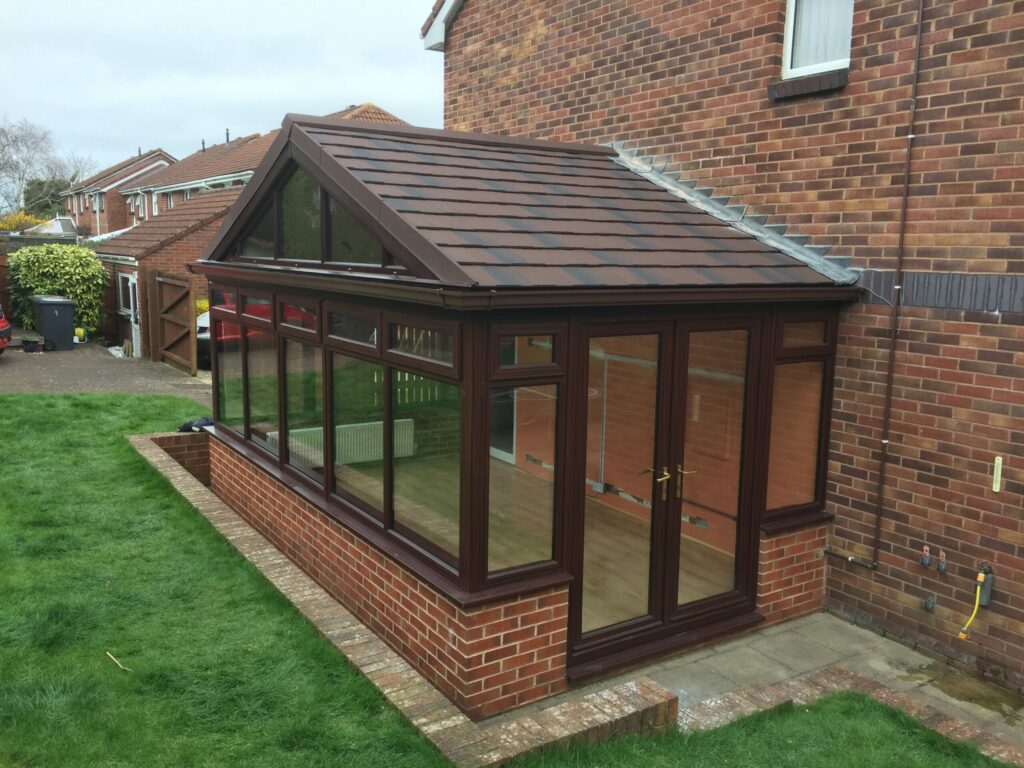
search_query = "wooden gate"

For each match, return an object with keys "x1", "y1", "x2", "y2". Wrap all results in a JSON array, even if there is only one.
[{"x1": 149, "y1": 271, "x2": 196, "y2": 375}]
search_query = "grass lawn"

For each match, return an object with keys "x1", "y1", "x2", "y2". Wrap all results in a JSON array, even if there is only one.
[{"x1": 0, "y1": 393, "x2": 1010, "y2": 768}]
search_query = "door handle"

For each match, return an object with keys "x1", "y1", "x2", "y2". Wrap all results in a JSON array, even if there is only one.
[
  {"x1": 641, "y1": 466, "x2": 672, "y2": 501},
  {"x1": 676, "y1": 465, "x2": 697, "y2": 498}
]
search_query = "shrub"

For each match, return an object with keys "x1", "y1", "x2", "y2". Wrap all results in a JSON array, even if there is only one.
[
  {"x1": 0, "y1": 210, "x2": 46, "y2": 232},
  {"x1": 8, "y1": 244, "x2": 107, "y2": 333}
]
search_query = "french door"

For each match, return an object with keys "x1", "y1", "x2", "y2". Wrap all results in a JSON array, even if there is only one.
[{"x1": 569, "y1": 317, "x2": 763, "y2": 674}]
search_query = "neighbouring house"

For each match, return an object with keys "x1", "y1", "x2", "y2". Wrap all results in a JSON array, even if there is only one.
[
  {"x1": 423, "y1": 0, "x2": 1024, "y2": 693},
  {"x1": 118, "y1": 103, "x2": 406, "y2": 225},
  {"x1": 23, "y1": 216, "x2": 78, "y2": 237},
  {"x1": 93, "y1": 187, "x2": 241, "y2": 357},
  {"x1": 63, "y1": 149, "x2": 176, "y2": 236},
  {"x1": 193, "y1": 115, "x2": 861, "y2": 718}
]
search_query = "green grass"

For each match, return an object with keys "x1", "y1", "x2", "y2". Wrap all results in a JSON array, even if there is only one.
[{"x1": 0, "y1": 393, "x2": 1009, "y2": 768}]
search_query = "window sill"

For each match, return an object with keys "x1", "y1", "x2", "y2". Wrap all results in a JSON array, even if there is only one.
[
  {"x1": 760, "y1": 506, "x2": 833, "y2": 535},
  {"x1": 768, "y1": 68, "x2": 849, "y2": 102}
]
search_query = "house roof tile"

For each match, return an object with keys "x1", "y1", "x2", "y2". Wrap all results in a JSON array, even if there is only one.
[
  {"x1": 121, "y1": 133, "x2": 277, "y2": 193},
  {"x1": 95, "y1": 187, "x2": 241, "y2": 260}
]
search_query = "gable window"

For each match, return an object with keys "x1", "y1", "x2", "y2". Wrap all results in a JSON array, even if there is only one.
[
  {"x1": 783, "y1": 0, "x2": 854, "y2": 79},
  {"x1": 328, "y1": 197, "x2": 381, "y2": 265},
  {"x1": 240, "y1": 204, "x2": 275, "y2": 259},
  {"x1": 281, "y1": 168, "x2": 321, "y2": 261}
]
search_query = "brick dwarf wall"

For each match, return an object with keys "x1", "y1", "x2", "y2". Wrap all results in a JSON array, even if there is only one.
[
  {"x1": 758, "y1": 525, "x2": 828, "y2": 625},
  {"x1": 208, "y1": 435, "x2": 569, "y2": 719},
  {"x1": 152, "y1": 431, "x2": 211, "y2": 486},
  {"x1": 442, "y1": 0, "x2": 1024, "y2": 689}
]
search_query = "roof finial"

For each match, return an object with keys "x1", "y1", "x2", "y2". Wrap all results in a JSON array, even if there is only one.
[
  {"x1": 225, "y1": 128, "x2": 230, "y2": 143},
  {"x1": 201, "y1": 139, "x2": 206, "y2": 152}
]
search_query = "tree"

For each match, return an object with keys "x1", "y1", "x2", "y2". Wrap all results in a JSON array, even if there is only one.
[{"x1": 0, "y1": 117, "x2": 94, "y2": 215}]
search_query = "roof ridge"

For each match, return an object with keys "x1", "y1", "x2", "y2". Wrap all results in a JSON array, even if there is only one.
[{"x1": 609, "y1": 143, "x2": 860, "y2": 286}]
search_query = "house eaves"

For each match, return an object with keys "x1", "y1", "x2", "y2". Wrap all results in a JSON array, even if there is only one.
[
  {"x1": 421, "y1": 0, "x2": 466, "y2": 50},
  {"x1": 120, "y1": 171, "x2": 253, "y2": 197}
]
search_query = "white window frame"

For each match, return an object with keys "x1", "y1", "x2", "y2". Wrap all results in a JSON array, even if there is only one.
[
  {"x1": 117, "y1": 273, "x2": 132, "y2": 314},
  {"x1": 164, "y1": 191, "x2": 174, "y2": 210},
  {"x1": 782, "y1": 0, "x2": 853, "y2": 80},
  {"x1": 152, "y1": 192, "x2": 158, "y2": 217}
]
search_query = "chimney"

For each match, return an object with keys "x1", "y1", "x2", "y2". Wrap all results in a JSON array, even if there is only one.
[
  {"x1": 225, "y1": 128, "x2": 230, "y2": 143},
  {"x1": 138, "y1": 146, "x2": 141, "y2": 156},
  {"x1": 201, "y1": 139, "x2": 206, "y2": 152}
]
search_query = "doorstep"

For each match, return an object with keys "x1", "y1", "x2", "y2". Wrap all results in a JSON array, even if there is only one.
[{"x1": 131, "y1": 433, "x2": 677, "y2": 767}]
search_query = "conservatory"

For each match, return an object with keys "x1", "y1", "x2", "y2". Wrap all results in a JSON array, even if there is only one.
[{"x1": 193, "y1": 116, "x2": 859, "y2": 719}]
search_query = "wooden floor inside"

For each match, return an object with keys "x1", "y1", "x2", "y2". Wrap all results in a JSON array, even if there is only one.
[{"x1": 339, "y1": 454, "x2": 735, "y2": 633}]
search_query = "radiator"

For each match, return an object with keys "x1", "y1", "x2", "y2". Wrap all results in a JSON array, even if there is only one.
[{"x1": 266, "y1": 419, "x2": 414, "y2": 466}]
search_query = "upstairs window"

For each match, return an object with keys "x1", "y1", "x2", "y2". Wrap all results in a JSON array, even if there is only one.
[{"x1": 783, "y1": 0, "x2": 854, "y2": 79}]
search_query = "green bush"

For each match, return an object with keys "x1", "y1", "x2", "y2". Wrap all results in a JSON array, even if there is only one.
[{"x1": 8, "y1": 244, "x2": 107, "y2": 334}]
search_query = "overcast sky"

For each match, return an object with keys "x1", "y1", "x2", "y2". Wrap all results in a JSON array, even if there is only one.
[{"x1": 3, "y1": 0, "x2": 444, "y2": 172}]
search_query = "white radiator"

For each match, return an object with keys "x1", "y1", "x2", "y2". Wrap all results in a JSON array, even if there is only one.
[{"x1": 267, "y1": 419, "x2": 414, "y2": 467}]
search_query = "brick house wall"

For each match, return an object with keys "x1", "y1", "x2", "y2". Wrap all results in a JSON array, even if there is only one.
[{"x1": 439, "y1": 0, "x2": 1024, "y2": 689}]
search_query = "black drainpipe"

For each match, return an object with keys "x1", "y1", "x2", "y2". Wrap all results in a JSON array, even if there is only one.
[{"x1": 830, "y1": 0, "x2": 926, "y2": 571}]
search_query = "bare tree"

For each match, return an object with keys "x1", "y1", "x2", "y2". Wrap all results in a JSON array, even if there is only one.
[{"x1": 0, "y1": 117, "x2": 95, "y2": 215}]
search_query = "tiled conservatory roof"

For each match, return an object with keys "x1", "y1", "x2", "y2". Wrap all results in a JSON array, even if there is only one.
[{"x1": 209, "y1": 116, "x2": 859, "y2": 292}]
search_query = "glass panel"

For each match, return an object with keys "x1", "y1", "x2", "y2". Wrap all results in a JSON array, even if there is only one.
[
  {"x1": 791, "y1": 0, "x2": 854, "y2": 70},
  {"x1": 240, "y1": 206, "x2": 275, "y2": 259},
  {"x1": 211, "y1": 288, "x2": 236, "y2": 312},
  {"x1": 283, "y1": 339, "x2": 324, "y2": 480},
  {"x1": 215, "y1": 320, "x2": 243, "y2": 432},
  {"x1": 582, "y1": 335, "x2": 658, "y2": 633},
  {"x1": 242, "y1": 295, "x2": 272, "y2": 322},
  {"x1": 281, "y1": 302, "x2": 317, "y2": 331},
  {"x1": 329, "y1": 197, "x2": 382, "y2": 264},
  {"x1": 767, "y1": 361, "x2": 824, "y2": 510},
  {"x1": 247, "y1": 329, "x2": 278, "y2": 454},
  {"x1": 677, "y1": 330, "x2": 748, "y2": 606},
  {"x1": 390, "y1": 323, "x2": 454, "y2": 365},
  {"x1": 332, "y1": 354, "x2": 385, "y2": 514},
  {"x1": 281, "y1": 168, "x2": 321, "y2": 261},
  {"x1": 498, "y1": 334, "x2": 554, "y2": 367},
  {"x1": 783, "y1": 321, "x2": 826, "y2": 347},
  {"x1": 329, "y1": 311, "x2": 378, "y2": 347},
  {"x1": 392, "y1": 370, "x2": 461, "y2": 562},
  {"x1": 488, "y1": 384, "x2": 557, "y2": 573}
]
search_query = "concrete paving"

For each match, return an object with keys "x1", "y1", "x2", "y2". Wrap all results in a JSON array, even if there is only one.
[
  {"x1": 512, "y1": 612, "x2": 1024, "y2": 749},
  {"x1": 0, "y1": 336, "x2": 211, "y2": 408}
]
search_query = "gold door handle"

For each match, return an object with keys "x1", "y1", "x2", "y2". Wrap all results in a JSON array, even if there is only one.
[
  {"x1": 676, "y1": 465, "x2": 697, "y2": 498},
  {"x1": 641, "y1": 466, "x2": 672, "y2": 501}
]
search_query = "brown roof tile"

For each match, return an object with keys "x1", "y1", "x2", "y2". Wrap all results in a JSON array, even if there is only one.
[
  {"x1": 95, "y1": 187, "x2": 241, "y2": 260},
  {"x1": 326, "y1": 103, "x2": 407, "y2": 125},
  {"x1": 122, "y1": 134, "x2": 277, "y2": 193},
  {"x1": 287, "y1": 120, "x2": 847, "y2": 290}
]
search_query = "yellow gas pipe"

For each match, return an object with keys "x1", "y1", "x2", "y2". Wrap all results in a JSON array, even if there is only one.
[{"x1": 957, "y1": 572, "x2": 986, "y2": 640}]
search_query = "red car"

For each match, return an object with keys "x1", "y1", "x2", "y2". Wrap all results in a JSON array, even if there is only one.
[{"x1": 0, "y1": 303, "x2": 10, "y2": 354}]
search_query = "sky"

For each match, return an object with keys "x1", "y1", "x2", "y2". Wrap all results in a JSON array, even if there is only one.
[{"x1": 2, "y1": 0, "x2": 444, "y2": 173}]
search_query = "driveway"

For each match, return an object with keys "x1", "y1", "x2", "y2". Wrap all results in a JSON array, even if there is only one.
[{"x1": 0, "y1": 341, "x2": 211, "y2": 408}]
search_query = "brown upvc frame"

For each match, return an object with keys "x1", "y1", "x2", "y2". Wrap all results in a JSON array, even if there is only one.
[
  {"x1": 760, "y1": 309, "x2": 838, "y2": 534},
  {"x1": 478, "y1": 322, "x2": 568, "y2": 588}
]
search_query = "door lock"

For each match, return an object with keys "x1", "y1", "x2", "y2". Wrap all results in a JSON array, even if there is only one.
[
  {"x1": 676, "y1": 465, "x2": 697, "y2": 498},
  {"x1": 641, "y1": 466, "x2": 672, "y2": 501}
]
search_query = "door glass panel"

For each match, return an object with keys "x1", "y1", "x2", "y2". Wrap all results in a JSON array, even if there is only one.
[
  {"x1": 332, "y1": 353, "x2": 385, "y2": 514},
  {"x1": 283, "y1": 339, "x2": 324, "y2": 481},
  {"x1": 677, "y1": 330, "x2": 748, "y2": 606},
  {"x1": 247, "y1": 329, "x2": 278, "y2": 454},
  {"x1": 582, "y1": 335, "x2": 659, "y2": 634}
]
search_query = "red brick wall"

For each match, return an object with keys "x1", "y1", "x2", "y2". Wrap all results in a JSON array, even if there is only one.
[
  {"x1": 758, "y1": 525, "x2": 828, "y2": 624},
  {"x1": 442, "y1": 0, "x2": 1024, "y2": 689},
  {"x1": 152, "y1": 431, "x2": 211, "y2": 486},
  {"x1": 209, "y1": 435, "x2": 569, "y2": 719}
]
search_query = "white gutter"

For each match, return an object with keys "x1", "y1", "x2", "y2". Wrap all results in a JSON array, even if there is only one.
[
  {"x1": 120, "y1": 170, "x2": 253, "y2": 197},
  {"x1": 421, "y1": 0, "x2": 465, "y2": 51}
]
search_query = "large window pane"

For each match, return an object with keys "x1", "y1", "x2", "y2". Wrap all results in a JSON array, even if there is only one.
[
  {"x1": 283, "y1": 339, "x2": 324, "y2": 480},
  {"x1": 582, "y1": 335, "x2": 658, "y2": 633},
  {"x1": 329, "y1": 197, "x2": 382, "y2": 264},
  {"x1": 790, "y1": 0, "x2": 854, "y2": 71},
  {"x1": 488, "y1": 384, "x2": 557, "y2": 573},
  {"x1": 767, "y1": 361, "x2": 825, "y2": 509},
  {"x1": 332, "y1": 354, "x2": 385, "y2": 514},
  {"x1": 392, "y1": 371, "x2": 461, "y2": 562},
  {"x1": 281, "y1": 168, "x2": 321, "y2": 261},
  {"x1": 678, "y1": 329, "x2": 747, "y2": 606},
  {"x1": 215, "y1": 321, "x2": 243, "y2": 432},
  {"x1": 247, "y1": 329, "x2": 278, "y2": 454}
]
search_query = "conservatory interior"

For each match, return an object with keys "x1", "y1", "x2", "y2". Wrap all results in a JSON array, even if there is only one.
[{"x1": 193, "y1": 116, "x2": 860, "y2": 717}]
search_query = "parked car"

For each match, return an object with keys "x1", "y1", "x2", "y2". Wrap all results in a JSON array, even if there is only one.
[
  {"x1": 0, "y1": 303, "x2": 11, "y2": 354},
  {"x1": 196, "y1": 311, "x2": 210, "y2": 369}
]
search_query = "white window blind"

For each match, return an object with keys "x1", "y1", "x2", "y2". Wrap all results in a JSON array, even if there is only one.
[{"x1": 784, "y1": 0, "x2": 854, "y2": 78}]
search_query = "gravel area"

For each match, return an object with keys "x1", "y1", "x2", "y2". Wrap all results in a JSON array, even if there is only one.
[{"x1": 0, "y1": 341, "x2": 212, "y2": 408}]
